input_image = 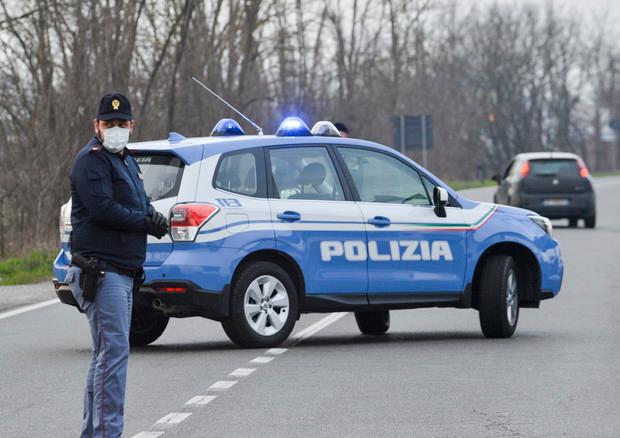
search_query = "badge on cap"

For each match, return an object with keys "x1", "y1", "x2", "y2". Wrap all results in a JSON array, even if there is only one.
[{"x1": 112, "y1": 99, "x2": 120, "y2": 110}]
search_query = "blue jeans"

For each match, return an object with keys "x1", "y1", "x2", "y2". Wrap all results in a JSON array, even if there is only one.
[{"x1": 66, "y1": 266, "x2": 133, "y2": 438}]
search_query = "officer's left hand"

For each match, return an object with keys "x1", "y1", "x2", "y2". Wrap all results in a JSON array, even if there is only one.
[{"x1": 146, "y1": 212, "x2": 168, "y2": 238}]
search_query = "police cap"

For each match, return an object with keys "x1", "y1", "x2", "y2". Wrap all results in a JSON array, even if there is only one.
[{"x1": 97, "y1": 92, "x2": 133, "y2": 121}]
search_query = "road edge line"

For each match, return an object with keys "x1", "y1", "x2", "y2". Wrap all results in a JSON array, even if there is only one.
[
  {"x1": 292, "y1": 312, "x2": 348, "y2": 344},
  {"x1": 0, "y1": 298, "x2": 60, "y2": 321}
]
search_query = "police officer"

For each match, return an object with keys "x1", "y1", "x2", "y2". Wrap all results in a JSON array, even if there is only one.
[
  {"x1": 334, "y1": 122, "x2": 349, "y2": 138},
  {"x1": 66, "y1": 92, "x2": 168, "y2": 438}
]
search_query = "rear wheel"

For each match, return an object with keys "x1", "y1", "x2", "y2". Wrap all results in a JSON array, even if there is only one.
[
  {"x1": 354, "y1": 310, "x2": 390, "y2": 335},
  {"x1": 478, "y1": 255, "x2": 519, "y2": 338},
  {"x1": 222, "y1": 262, "x2": 298, "y2": 348},
  {"x1": 584, "y1": 214, "x2": 596, "y2": 229},
  {"x1": 568, "y1": 218, "x2": 578, "y2": 228},
  {"x1": 130, "y1": 306, "x2": 169, "y2": 346}
]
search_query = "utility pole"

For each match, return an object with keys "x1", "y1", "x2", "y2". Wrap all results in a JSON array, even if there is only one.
[{"x1": 421, "y1": 115, "x2": 428, "y2": 168}]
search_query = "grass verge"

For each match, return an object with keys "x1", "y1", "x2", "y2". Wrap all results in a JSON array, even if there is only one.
[
  {"x1": 592, "y1": 170, "x2": 620, "y2": 177},
  {"x1": 447, "y1": 179, "x2": 497, "y2": 191},
  {"x1": 0, "y1": 250, "x2": 56, "y2": 286}
]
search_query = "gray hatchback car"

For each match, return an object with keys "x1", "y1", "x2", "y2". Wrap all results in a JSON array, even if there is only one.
[{"x1": 493, "y1": 152, "x2": 596, "y2": 228}]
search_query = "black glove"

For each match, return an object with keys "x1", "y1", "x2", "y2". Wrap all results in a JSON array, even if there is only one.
[{"x1": 146, "y1": 211, "x2": 168, "y2": 239}]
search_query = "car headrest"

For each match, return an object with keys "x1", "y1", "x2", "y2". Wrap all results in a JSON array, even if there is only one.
[{"x1": 297, "y1": 162, "x2": 326, "y2": 186}]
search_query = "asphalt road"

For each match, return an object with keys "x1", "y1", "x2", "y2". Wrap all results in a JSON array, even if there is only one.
[
  {"x1": 1, "y1": 177, "x2": 619, "y2": 437},
  {"x1": 0, "y1": 281, "x2": 55, "y2": 313}
]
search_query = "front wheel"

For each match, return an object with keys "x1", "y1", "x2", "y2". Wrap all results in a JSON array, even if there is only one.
[
  {"x1": 222, "y1": 262, "x2": 298, "y2": 348},
  {"x1": 354, "y1": 310, "x2": 390, "y2": 335},
  {"x1": 130, "y1": 306, "x2": 169, "y2": 346},
  {"x1": 478, "y1": 255, "x2": 519, "y2": 338}
]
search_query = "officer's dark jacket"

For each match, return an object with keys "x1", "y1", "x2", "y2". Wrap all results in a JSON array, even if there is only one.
[{"x1": 70, "y1": 137, "x2": 154, "y2": 269}]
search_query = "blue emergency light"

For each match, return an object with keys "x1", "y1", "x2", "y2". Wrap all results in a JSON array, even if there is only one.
[
  {"x1": 210, "y1": 118, "x2": 245, "y2": 136},
  {"x1": 310, "y1": 121, "x2": 341, "y2": 137},
  {"x1": 275, "y1": 117, "x2": 312, "y2": 137}
]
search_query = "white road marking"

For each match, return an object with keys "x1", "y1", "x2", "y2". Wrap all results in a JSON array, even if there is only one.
[
  {"x1": 128, "y1": 313, "x2": 350, "y2": 435},
  {"x1": 250, "y1": 356, "x2": 274, "y2": 364},
  {"x1": 156, "y1": 412, "x2": 191, "y2": 425},
  {"x1": 292, "y1": 312, "x2": 348, "y2": 343},
  {"x1": 208, "y1": 380, "x2": 238, "y2": 390},
  {"x1": 0, "y1": 298, "x2": 59, "y2": 321},
  {"x1": 229, "y1": 367, "x2": 256, "y2": 377},
  {"x1": 130, "y1": 432, "x2": 165, "y2": 438},
  {"x1": 185, "y1": 395, "x2": 217, "y2": 406}
]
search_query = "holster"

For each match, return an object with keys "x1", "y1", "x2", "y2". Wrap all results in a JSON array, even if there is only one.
[{"x1": 71, "y1": 253, "x2": 104, "y2": 302}]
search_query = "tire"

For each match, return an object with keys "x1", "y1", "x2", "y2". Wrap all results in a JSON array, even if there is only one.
[
  {"x1": 130, "y1": 306, "x2": 169, "y2": 346},
  {"x1": 222, "y1": 261, "x2": 298, "y2": 348},
  {"x1": 568, "y1": 218, "x2": 578, "y2": 228},
  {"x1": 354, "y1": 310, "x2": 390, "y2": 335},
  {"x1": 585, "y1": 214, "x2": 596, "y2": 229},
  {"x1": 478, "y1": 255, "x2": 519, "y2": 338}
]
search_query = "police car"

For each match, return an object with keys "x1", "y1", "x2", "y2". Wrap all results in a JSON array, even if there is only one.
[{"x1": 53, "y1": 118, "x2": 564, "y2": 348}]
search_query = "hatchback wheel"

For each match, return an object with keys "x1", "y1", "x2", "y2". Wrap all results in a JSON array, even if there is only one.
[
  {"x1": 222, "y1": 262, "x2": 298, "y2": 348},
  {"x1": 354, "y1": 310, "x2": 390, "y2": 335},
  {"x1": 478, "y1": 255, "x2": 519, "y2": 338},
  {"x1": 585, "y1": 214, "x2": 596, "y2": 229}
]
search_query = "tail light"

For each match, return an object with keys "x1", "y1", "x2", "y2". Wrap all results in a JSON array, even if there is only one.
[
  {"x1": 59, "y1": 203, "x2": 72, "y2": 242},
  {"x1": 154, "y1": 285, "x2": 187, "y2": 293},
  {"x1": 519, "y1": 161, "x2": 530, "y2": 177},
  {"x1": 577, "y1": 159, "x2": 589, "y2": 178},
  {"x1": 169, "y1": 203, "x2": 219, "y2": 241}
]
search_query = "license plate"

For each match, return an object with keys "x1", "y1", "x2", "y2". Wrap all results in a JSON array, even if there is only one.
[{"x1": 543, "y1": 199, "x2": 569, "y2": 206}]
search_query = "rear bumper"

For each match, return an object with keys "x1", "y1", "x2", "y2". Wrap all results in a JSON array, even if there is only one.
[
  {"x1": 53, "y1": 278, "x2": 80, "y2": 309},
  {"x1": 513, "y1": 192, "x2": 595, "y2": 219},
  {"x1": 53, "y1": 277, "x2": 231, "y2": 321},
  {"x1": 134, "y1": 280, "x2": 231, "y2": 321}
]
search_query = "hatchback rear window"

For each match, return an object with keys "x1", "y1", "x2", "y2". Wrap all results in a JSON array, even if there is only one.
[
  {"x1": 529, "y1": 159, "x2": 579, "y2": 177},
  {"x1": 134, "y1": 154, "x2": 184, "y2": 201}
]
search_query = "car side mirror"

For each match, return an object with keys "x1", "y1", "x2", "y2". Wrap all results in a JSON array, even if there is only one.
[
  {"x1": 433, "y1": 186, "x2": 448, "y2": 207},
  {"x1": 491, "y1": 174, "x2": 501, "y2": 184},
  {"x1": 433, "y1": 187, "x2": 448, "y2": 218}
]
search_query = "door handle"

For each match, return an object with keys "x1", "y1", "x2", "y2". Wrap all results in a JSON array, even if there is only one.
[
  {"x1": 277, "y1": 211, "x2": 301, "y2": 222},
  {"x1": 367, "y1": 216, "x2": 391, "y2": 227}
]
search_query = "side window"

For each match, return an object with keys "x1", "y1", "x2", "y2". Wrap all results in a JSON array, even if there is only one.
[
  {"x1": 421, "y1": 174, "x2": 437, "y2": 203},
  {"x1": 268, "y1": 147, "x2": 344, "y2": 201},
  {"x1": 338, "y1": 147, "x2": 431, "y2": 206},
  {"x1": 214, "y1": 151, "x2": 260, "y2": 196}
]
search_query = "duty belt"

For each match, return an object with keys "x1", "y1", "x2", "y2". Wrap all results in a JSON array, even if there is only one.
[{"x1": 105, "y1": 264, "x2": 138, "y2": 278}]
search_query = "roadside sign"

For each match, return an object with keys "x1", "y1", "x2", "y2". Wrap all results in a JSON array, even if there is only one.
[{"x1": 391, "y1": 115, "x2": 433, "y2": 167}]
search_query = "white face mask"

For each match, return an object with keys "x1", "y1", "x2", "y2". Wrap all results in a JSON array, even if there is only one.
[{"x1": 101, "y1": 126, "x2": 130, "y2": 153}]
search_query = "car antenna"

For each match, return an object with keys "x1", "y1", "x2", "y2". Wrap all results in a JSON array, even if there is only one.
[{"x1": 191, "y1": 76, "x2": 264, "y2": 135}]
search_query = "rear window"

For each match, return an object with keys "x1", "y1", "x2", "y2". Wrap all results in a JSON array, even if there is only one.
[
  {"x1": 529, "y1": 159, "x2": 579, "y2": 177},
  {"x1": 134, "y1": 154, "x2": 184, "y2": 201}
]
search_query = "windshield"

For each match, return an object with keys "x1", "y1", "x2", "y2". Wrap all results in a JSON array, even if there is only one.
[
  {"x1": 529, "y1": 159, "x2": 580, "y2": 177},
  {"x1": 134, "y1": 154, "x2": 184, "y2": 201}
]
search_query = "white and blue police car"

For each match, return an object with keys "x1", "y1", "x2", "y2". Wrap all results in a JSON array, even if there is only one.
[{"x1": 53, "y1": 118, "x2": 563, "y2": 348}]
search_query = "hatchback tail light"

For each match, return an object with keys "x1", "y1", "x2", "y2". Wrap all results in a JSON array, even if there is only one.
[
  {"x1": 169, "y1": 203, "x2": 219, "y2": 241},
  {"x1": 577, "y1": 158, "x2": 589, "y2": 178},
  {"x1": 519, "y1": 161, "x2": 530, "y2": 177}
]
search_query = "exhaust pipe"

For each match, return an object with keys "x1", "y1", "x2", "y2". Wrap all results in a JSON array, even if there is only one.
[{"x1": 152, "y1": 298, "x2": 168, "y2": 311}]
